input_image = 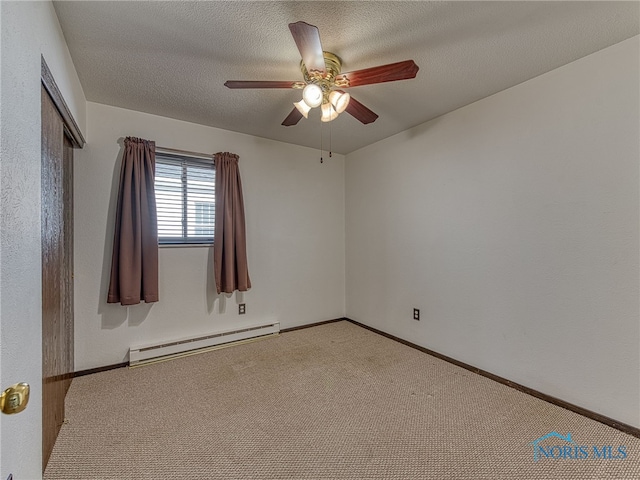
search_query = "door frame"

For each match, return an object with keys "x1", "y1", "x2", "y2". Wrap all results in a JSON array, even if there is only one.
[{"x1": 41, "y1": 56, "x2": 85, "y2": 150}]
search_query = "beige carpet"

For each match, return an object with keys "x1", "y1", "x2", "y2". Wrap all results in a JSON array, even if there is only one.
[{"x1": 45, "y1": 321, "x2": 640, "y2": 479}]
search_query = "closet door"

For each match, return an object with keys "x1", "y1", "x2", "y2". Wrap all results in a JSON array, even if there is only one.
[{"x1": 41, "y1": 85, "x2": 74, "y2": 470}]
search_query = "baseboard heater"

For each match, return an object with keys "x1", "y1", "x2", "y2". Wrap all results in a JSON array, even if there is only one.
[{"x1": 129, "y1": 321, "x2": 280, "y2": 367}]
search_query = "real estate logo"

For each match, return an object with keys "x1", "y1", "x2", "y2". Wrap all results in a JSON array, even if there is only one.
[{"x1": 530, "y1": 432, "x2": 627, "y2": 462}]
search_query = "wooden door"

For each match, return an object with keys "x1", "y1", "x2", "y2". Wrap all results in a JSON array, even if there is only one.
[{"x1": 41, "y1": 85, "x2": 74, "y2": 470}]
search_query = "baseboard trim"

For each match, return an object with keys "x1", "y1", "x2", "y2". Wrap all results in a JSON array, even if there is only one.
[
  {"x1": 280, "y1": 317, "x2": 346, "y2": 333},
  {"x1": 73, "y1": 362, "x2": 128, "y2": 378},
  {"x1": 345, "y1": 318, "x2": 640, "y2": 439}
]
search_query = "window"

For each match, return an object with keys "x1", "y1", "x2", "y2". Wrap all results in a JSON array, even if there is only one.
[{"x1": 155, "y1": 152, "x2": 216, "y2": 244}]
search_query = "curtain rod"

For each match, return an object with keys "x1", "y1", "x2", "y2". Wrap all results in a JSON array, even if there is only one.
[{"x1": 156, "y1": 146, "x2": 214, "y2": 160}]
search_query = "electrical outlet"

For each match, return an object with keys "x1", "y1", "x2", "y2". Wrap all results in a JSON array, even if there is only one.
[
  {"x1": 239, "y1": 303, "x2": 246, "y2": 315},
  {"x1": 413, "y1": 308, "x2": 420, "y2": 321}
]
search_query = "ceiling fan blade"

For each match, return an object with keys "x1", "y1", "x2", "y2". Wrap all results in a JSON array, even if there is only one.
[
  {"x1": 225, "y1": 80, "x2": 304, "y2": 89},
  {"x1": 282, "y1": 107, "x2": 304, "y2": 126},
  {"x1": 345, "y1": 97, "x2": 379, "y2": 124},
  {"x1": 288, "y1": 21, "x2": 326, "y2": 75},
  {"x1": 336, "y1": 60, "x2": 419, "y2": 88}
]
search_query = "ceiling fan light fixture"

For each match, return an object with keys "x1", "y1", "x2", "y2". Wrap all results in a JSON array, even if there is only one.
[
  {"x1": 329, "y1": 91, "x2": 350, "y2": 114},
  {"x1": 302, "y1": 83, "x2": 323, "y2": 108},
  {"x1": 321, "y1": 102, "x2": 338, "y2": 122},
  {"x1": 294, "y1": 100, "x2": 311, "y2": 118}
]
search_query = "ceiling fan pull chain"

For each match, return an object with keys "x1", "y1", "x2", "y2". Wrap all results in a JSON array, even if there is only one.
[
  {"x1": 320, "y1": 116, "x2": 323, "y2": 163},
  {"x1": 329, "y1": 119, "x2": 332, "y2": 158}
]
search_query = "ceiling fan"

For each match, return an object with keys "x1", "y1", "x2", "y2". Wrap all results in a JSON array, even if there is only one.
[{"x1": 224, "y1": 21, "x2": 419, "y2": 126}]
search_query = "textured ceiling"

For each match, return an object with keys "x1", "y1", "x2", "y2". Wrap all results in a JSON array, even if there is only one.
[{"x1": 53, "y1": 1, "x2": 639, "y2": 154}]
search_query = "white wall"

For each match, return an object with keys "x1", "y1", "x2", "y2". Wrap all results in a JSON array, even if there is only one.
[
  {"x1": 345, "y1": 36, "x2": 640, "y2": 427},
  {"x1": 0, "y1": 1, "x2": 87, "y2": 477},
  {"x1": 74, "y1": 102, "x2": 345, "y2": 370}
]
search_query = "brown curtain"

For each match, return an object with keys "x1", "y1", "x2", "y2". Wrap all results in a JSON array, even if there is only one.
[
  {"x1": 214, "y1": 152, "x2": 251, "y2": 294},
  {"x1": 107, "y1": 137, "x2": 159, "y2": 305}
]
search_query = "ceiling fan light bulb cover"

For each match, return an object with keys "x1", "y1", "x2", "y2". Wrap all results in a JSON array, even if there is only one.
[
  {"x1": 302, "y1": 83, "x2": 323, "y2": 108},
  {"x1": 321, "y1": 103, "x2": 339, "y2": 122},
  {"x1": 329, "y1": 91, "x2": 350, "y2": 114},
  {"x1": 294, "y1": 100, "x2": 311, "y2": 118}
]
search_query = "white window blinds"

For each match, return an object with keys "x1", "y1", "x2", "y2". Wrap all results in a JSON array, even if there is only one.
[{"x1": 154, "y1": 153, "x2": 216, "y2": 244}]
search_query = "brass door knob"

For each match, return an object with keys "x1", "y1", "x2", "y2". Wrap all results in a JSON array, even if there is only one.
[{"x1": 0, "y1": 383, "x2": 30, "y2": 414}]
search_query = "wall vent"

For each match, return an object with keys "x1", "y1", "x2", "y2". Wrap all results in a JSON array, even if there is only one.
[{"x1": 129, "y1": 321, "x2": 280, "y2": 367}]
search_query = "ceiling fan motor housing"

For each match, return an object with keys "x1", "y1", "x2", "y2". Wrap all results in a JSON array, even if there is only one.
[{"x1": 301, "y1": 51, "x2": 346, "y2": 97}]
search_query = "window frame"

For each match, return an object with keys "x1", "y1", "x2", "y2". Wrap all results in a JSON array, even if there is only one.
[{"x1": 154, "y1": 151, "x2": 216, "y2": 247}]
